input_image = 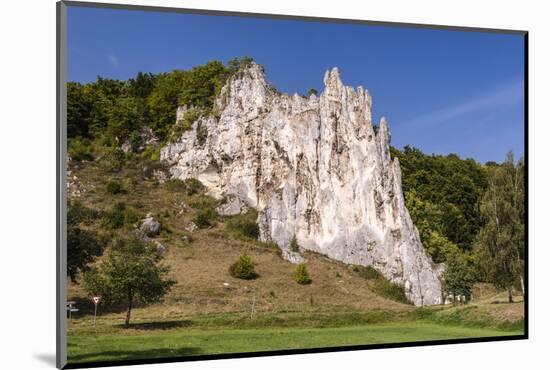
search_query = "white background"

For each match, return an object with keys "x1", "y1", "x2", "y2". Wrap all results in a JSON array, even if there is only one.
[{"x1": 0, "y1": 0, "x2": 548, "y2": 369}]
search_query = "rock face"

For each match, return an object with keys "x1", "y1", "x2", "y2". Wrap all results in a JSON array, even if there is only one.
[
  {"x1": 161, "y1": 63, "x2": 443, "y2": 306},
  {"x1": 216, "y1": 194, "x2": 249, "y2": 216},
  {"x1": 140, "y1": 214, "x2": 161, "y2": 236}
]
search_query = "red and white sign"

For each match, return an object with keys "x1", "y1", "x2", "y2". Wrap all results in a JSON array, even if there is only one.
[{"x1": 92, "y1": 296, "x2": 101, "y2": 305}]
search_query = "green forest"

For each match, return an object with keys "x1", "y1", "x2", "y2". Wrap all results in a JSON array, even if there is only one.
[{"x1": 66, "y1": 57, "x2": 525, "y2": 323}]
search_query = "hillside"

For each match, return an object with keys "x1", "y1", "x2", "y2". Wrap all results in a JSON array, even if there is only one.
[{"x1": 67, "y1": 155, "x2": 413, "y2": 316}]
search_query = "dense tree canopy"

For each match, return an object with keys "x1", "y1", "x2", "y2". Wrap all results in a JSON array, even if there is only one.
[
  {"x1": 68, "y1": 57, "x2": 255, "y2": 145},
  {"x1": 474, "y1": 152, "x2": 525, "y2": 302},
  {"x1": 391, "y1": 145, "x2": 488, "y2": 255},
  {"x1": 67, "y1": 201, "x2": 103, "y2": 282}
]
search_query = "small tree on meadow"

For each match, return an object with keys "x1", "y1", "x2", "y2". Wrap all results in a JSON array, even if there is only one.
[
  {"x1": 294, "y1": 263, "x2": 312, "y2": 285},
  {"x1": 83, "y1": 236, "x2": 176, "y2": 328},
  {"x1": 229, "y1": 254, "x2": 257, "y2": 280}
]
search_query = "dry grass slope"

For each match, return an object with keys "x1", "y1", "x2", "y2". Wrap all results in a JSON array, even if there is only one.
[{"x1": 68, "y1": 157, "x2": 411, "y2": 324}]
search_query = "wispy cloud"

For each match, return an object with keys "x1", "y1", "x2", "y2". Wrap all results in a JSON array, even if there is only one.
[
  {"x1": 398, "y1": 79, "x2": 524, "y2": 130},
  {"x1": 108, "y1": 53, "x2": 119, "y2": 68}
]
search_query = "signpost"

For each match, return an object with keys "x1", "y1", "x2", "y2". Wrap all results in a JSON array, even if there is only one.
[
  {"x1": 92, "y1": 296, "x2": 101, "y2": 327},
  {"x1": 66, "y1": 301, "x2": 78, "y2": 320}
]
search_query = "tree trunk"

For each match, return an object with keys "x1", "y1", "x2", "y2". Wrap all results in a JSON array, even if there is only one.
[
  {"x1": 124, "y1": 292, "x2": 133, "y2": 328},
  {"x1": 520, "y1": 276, "x2": 525, "y2": 299},
  {"x1": 507, "y1": 287, "x2": 513, "y2": 303}
]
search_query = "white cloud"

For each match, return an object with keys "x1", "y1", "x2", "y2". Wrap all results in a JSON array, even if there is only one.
[
  {"x1": 108, "y1": 54, "x2": 119, "y2": 68},
  {"x1": 398, "y1": 79, "x2": 524, "y2": 130}
]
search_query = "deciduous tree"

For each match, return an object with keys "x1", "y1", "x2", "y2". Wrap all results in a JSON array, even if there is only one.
[{"x1": 83, "y1": 237, "x2": 176, "y2": 328}]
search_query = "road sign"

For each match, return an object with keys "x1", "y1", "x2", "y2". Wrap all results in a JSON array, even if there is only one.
[{"x1": 92, "y1": 296, "x2": 101, "y2": 326}]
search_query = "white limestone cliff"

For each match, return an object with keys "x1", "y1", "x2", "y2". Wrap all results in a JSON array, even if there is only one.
[{"x1": 161, "y1": 63, "x2": 443, "y2": 306}]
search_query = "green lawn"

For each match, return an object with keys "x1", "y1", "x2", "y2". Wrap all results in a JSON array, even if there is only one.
[{"x1": 68, "y1": 322, "x2": 521, "y2": 364}]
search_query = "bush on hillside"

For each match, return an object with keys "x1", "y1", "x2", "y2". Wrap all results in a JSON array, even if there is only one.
[
  {"x1": 226, "y1": 211, "x2": 260, "y2": 240},
  {"x1": 102, "y1": 202, "x2": 140, "y2": 229},
  {"x1": 187, "y1": 194, "x2": 218, "y2": 209},
  {"x1": 170, "y1": 109, "x2": 199, "y2": 141},
  {"x1": 165, "y1": 178, "x2": 206, "y2": 195},
  {"x1": 67, "y1": 200, "x2": 100, "y2": 225},
  {"x1": 372, "y1": 280, "x2": 411, "y2": 305},
  {"x1": 352, "y1": 265, "x2": 411, "y2": 304},
  {"x1": 68, "y1": 137, "x2": 94, "y2": 162},
  {"x1": 130, "y1": 130, "x2": 144, "y2": 153},
  {"x1": 183, "y1": 178, "x2": 206, "y2": 195},
  {"x1": 101, "y1": 147, "x2": 125, "y2": 172},
  {"x1": 352, "y1": 265, "x2": 383, "y2": 280},
  {"x1": 193, "y1": 208, "x2": 217, "y2": 229},
  {"x1": 196, "y1": 123, "x2": 208, "y2": 146},
  {"x1": 105, "y1": 180, "x2": 124, "y2": 194},
  {"x1": 294, "y1": 263, "x2": 312, "y2": 285},
  {"x1": 229, "y1": 254, "x2": 257, "y2": 280},
  {"x1": 290, "y1": 236, "x2": 300, "y2": 252}
]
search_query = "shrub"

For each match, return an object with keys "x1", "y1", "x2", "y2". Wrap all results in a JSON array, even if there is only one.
[
  {"x1": 372, "y1": 280, "x2": 411, "y2": 305},
  {"x1": 164, "y1": 179, "x2": 186, "y2": 192},
  {"x1": 150, "y1": 147, "x2": 161, "y2": 161},
  {"x1": 101, "y1": 147, "x2": 125, "y2": 172},
  {"x1": 68, "y1": 137, "x2": 94, "y2": 161},
  {"x1": 140, "y1": 146, "x2": 161, "y2": 162},
  {"x1": 351, "y1": 265, "x2": 410, "y2": 304},
  {"x1": 229, "y1": 254, "x2": 257, "y2": 279},
  {"x1": 227, "y1": 211, "x2": 259, "y2": 240},
  {"x1": 165, "y1": 178, "x2": 206, "y2": 195},
  {"x1": 352, "y1": 265, "x2": 383, "y2": 280},
  {"x1": 130, "y1": 130, "x2": 144, "y2": 153},
  {"x1": 102, "y1": 202, "x2": 140, "y2": 229},
  {"x1": 183, "y1": 178, "x2": 206, "y2": 195},
  {"x1": 307, "y1": 88, "x2": 318, "y2": 97},
  {"x1": 188, "y1": 194, "x2": 218, "y2": 209},
  {"x1": 294, "y1": 263, "x2": 312, "y2": 285},
  {"x1": 122, "y1": 176, "x2": 137, "y2": 193},
  {"x1": 196, "y1": 123, "x2": 208, "y2": 145},
  {"x1": 171, "y1": 109, "x2": 199, "y2": 141},
  {"x1": 123, "y1": 207, "x2": 141, "y2": 225},
  {"x1": 193, "y1": 208, "x2": 217, "y2": 228},
  {"x1": 105, "y1": 180, "x2": 123, "y2": 194},
  {"x1": 290, "y1": 236, "x2": 299, "y2": 252},
  {"x1": 102, "y1": 202, "x2": 126, "y2": 229},
  {"x1": 67, "y1": 200, "x2": 99, "y2": 225}
]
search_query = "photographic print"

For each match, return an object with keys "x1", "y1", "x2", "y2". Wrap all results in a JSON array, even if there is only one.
[{"x1": 58, "y1": 1, "x2": 527, "y2": 368}]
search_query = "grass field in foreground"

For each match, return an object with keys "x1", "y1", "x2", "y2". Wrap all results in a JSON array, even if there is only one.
[{"x1": 67, "y1": 322, "x2": 522, "y2": 364}]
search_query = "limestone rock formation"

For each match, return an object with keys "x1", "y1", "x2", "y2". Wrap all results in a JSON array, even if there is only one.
[
  {"x1": 216, "y1": 194, "x2": 249, "y2": 216},
  {"x1": 140, "y1": 213, "x2": 161, "y2": 237},
  {"x1": 161, "y1": 63, "x2": 443, "y2": 306}
]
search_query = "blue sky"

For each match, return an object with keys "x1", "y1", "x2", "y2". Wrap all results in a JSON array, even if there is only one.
[{"x1": 67, "y1": 6, "x2": 525, "y2": 163}]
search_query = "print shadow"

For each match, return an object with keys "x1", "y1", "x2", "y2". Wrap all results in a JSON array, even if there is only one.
[
  {"x1": 113, "y1": 319, "x2": 194, "y2": 331},
  {"x1": 68, "y1": 346, "x2": 202, "y2": 363}
]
